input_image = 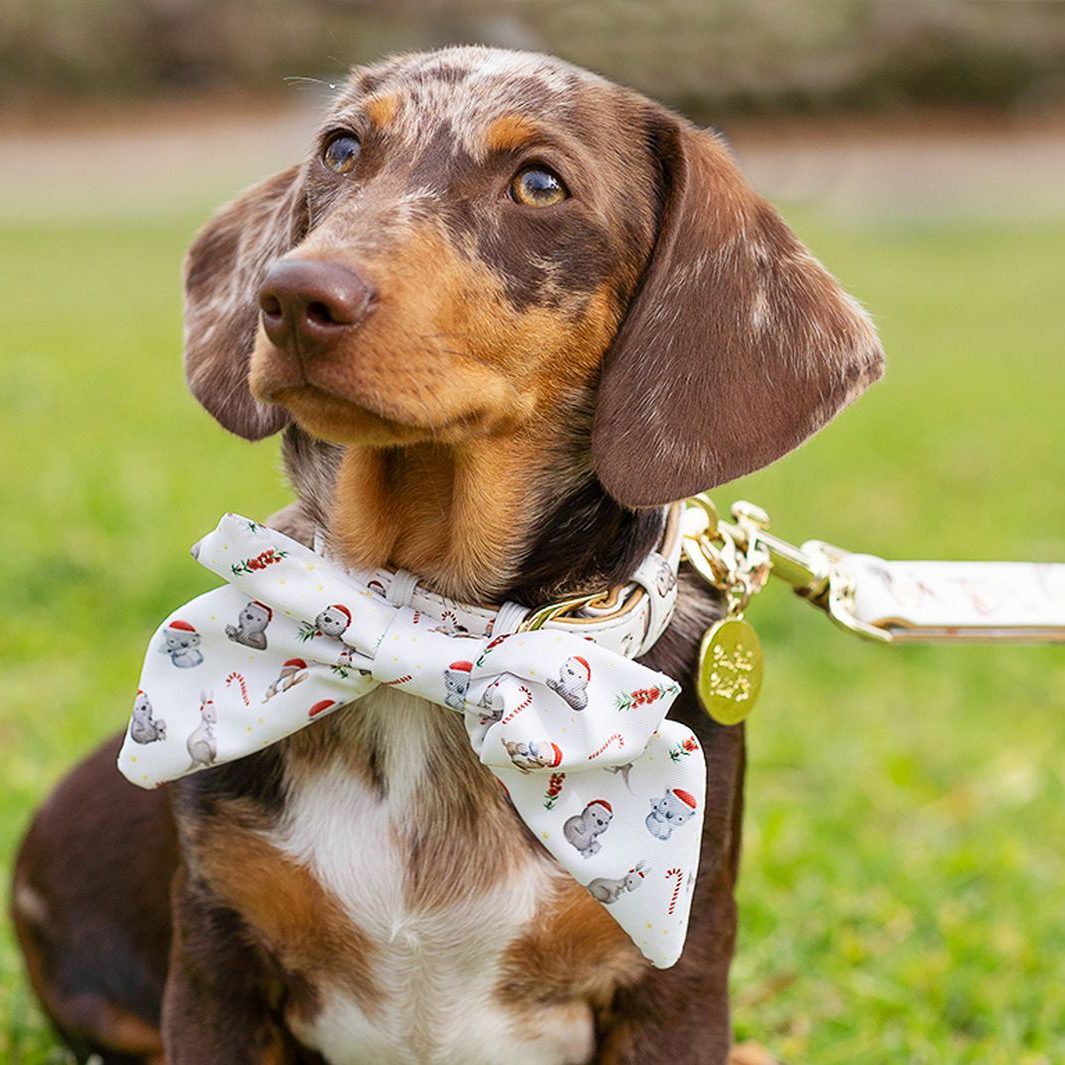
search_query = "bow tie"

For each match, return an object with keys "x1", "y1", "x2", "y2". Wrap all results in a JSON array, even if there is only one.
[{"x1": 119, "y1": 514, "x2": 705, "y2": 968}]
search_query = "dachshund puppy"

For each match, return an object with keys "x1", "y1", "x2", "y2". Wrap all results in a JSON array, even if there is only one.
[{"x1": 12, "y1": 46, "x2": 882, "y2": 1065}]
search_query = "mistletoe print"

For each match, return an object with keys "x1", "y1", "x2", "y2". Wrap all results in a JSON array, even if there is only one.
[
  {"x1": 543, "y1": 771, "x2": 566, "y2": 810},
  {"x1": 229, "y1": 546, "x2": 287, "y2": 576},
  {"x1": 668, "y1": 735, "x2": 700, "y2": 762},
  {"x1": 615, "y1": 682, "x2": 680, "y2": 711}
]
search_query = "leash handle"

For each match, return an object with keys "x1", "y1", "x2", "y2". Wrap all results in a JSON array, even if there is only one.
[{"x1": 683, "y1": 496, "x2": 1065, "y2": 644}]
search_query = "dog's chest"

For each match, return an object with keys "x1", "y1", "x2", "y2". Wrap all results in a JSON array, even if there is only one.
[{"x1": 265, "y1": 688, "x2": 605, "y2": 1065}]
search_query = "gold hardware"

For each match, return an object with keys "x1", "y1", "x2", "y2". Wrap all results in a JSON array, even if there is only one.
[
  {"x1": 802, "y1": 540, "x2": 894, "y2": 643},
  {"x1": 516, "y1": 503, "x2": 685, "y2": 635},
  {"x1": 519, "y1": 591, "x2": 607, "y2": 632},
  {"x1": 682, "y1": 494, "x2": 896, "y2": 662},
  {"x1": 696, "y1": 616, "x2": 764, "y2": 725},
  {"x1": 683, "y1": 495, "x2": 772, "y2": 723}
]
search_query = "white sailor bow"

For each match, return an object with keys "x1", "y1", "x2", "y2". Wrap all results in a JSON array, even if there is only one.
[{"x1": 119, "y1": 514, "x2": 706, "y2": 968}]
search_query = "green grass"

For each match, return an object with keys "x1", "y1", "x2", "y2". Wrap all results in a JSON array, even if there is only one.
[{"x1": 2, "y1": 209, "x2": 1064, "y2": 1064}]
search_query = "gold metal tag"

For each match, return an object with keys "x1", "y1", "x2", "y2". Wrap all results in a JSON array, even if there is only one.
[{"x1": 696, "y1": 616, "x2": 764, "y2": 725}]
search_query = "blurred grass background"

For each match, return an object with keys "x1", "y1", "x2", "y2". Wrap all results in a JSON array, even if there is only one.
[{"x1": 2, "y1": 1, "x2": 1065, "y2": 1063}]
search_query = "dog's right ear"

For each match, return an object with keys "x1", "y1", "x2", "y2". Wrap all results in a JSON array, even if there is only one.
[
  {"x1": 183, "y1": 165, "x2": 307, "y2": 439},
  {"x1": 592, "y1": 111, "x2": 884, "y2": 507}
]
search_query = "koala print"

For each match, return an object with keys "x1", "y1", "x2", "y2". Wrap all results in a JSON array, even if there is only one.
[
  {"x1": 225, "y1": 599, "x2": 272, "y2": 650},
  {"x1": 316, "y1": 603, "x2": 352, "y2": 638},
  {"x1": 443, "y1": 660, "x2": 472, "y2": 711},
  {"x1": 546, "y1": 655, "x2": 591, "y2": 711},
  {"x1": 564, "y1": 799, "x2": 613, "y2": 858},
  {"x1": 586, "y1": 861, "x2": 649, "y2": 904},
  {"x1": 645, "y1": 788, "x2": 698, "y2": 841},
  {"x1": 503, "y1": 739, "x2": 563, "y2": 773},
  {"x1": 158, "y1": 619, "x2": 203, "y2": 669},
  {"x1": 263, "y1": 658, "x2": 308, "y2": 702},
  {"x1": 186, "y1": 693, "x2": 218, "y2": 770},
  {"x1": 129, "y1": 689, "x2": 166, "y2": 745}
]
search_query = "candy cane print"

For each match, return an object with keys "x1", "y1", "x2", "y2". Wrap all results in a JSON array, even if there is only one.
[
  {"x1": 665, "y1": 867, "x2": 683, "y2": 916},
  {"x1": 502, "y1": 685, "x2": 533, "y2": 724},
  {"x1": 383, "y1": 674, "x2": 414, "y2": 686},
  {"x1": 587, "y1": 733, "x2": 625, "y2": 761},
  {"x1": 225, "y1": 672, "x2": 250, "y2": 706}
]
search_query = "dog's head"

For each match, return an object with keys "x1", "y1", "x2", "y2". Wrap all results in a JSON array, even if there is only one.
[{"x1": 185, "y1": 46, "x2": 883, "y2": 508}]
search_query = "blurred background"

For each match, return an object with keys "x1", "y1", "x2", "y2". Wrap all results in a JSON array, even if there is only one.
[{"x1": 2, "y1": 2, "x2": 1064, "y2": 1062}]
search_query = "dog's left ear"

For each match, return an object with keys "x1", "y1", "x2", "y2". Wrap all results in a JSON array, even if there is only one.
[
  {"x1": 592, "y1": 112, "x2": 884, "y2": 507},
  {"x1": 183, "y1": 165, "x2": 307, "y2": 440}
]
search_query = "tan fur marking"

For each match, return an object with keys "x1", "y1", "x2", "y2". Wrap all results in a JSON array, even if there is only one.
[
  {"x1": 498, "y1": 877, "x2": 646, "y2": 1022},
  {"x1": 196, "y1": 819, "x2": 382, "y2": 1016},
  {"x1": 484, "y1": 113, "x2": 540, "y2": 153},
  {"x1": 365, "y1": 93, "x2": 399, "y2": 129},
  {"x1": 95, "y1": 1006, "x2": 165, "y2": 1057},
  {"x1": 276, "y1": 228, "x2": 620, "y2": 598}
]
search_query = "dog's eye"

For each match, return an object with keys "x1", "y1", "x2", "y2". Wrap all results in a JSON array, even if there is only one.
[
  {"x1": 322, "y1": 134, "x2": 361, "y2": 174},
  {"x1": 510, "y1": 166, "x2": 567, "y2": 207}
]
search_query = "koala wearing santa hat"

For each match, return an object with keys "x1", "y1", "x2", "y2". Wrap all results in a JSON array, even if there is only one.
[
  {"x1": 503, "y1": 739, "x2": 563, "y2": 774},
  {"x1": 564, "y1": 799, "x2": 613, "y2": 858},
  {"x1": 158, "y1": 619, "x2": 203, "y2": 669},
  {"x1": 547, "y1": 655, "x2": 591, "y2": 711},
  {"x1": 443, "y1": 660, "x2": 472, "y2": 711},
  {"x1": 645, "y1": 788, "x2": 699, "y2": 841},
  {"x1": 225, "y1": 600, "x2": 272, "y2": 650},
  {"x1": 315, "y1": 603, "x2": 352, "y2": 638}
]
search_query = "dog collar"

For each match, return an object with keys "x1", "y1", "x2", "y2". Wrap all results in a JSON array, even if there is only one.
[{"x1": 311, "y1": 502, "x2": 684, "y2": 655}]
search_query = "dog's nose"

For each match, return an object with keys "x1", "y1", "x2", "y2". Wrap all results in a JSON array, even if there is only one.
[{"x1": 258, "y1": 259, "x2": 375, "y2": 359}]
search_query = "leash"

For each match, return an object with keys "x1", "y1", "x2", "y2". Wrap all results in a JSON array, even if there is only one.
[
  {"x1": 678, "y1": 494, "x2": 1065, "y2": 725},
  {"x1": 121, "y1": 500, "x2": 1062, "y2": 966}
]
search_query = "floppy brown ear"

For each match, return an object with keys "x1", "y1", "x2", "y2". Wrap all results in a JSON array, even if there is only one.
[
  {"x1": 592, "y1": 114, "x2": 884, "y2": 507},
  {"x1": 183, "y1": 165, "x2": 307, "y2": 439}
]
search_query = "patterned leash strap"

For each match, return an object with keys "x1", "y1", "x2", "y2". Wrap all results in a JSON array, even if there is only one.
[{"x1": 681, "y1": 494, "x2": 1065, "y2": 724}]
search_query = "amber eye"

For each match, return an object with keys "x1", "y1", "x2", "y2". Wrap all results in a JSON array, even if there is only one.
[
  {"x1": 509, "y1": 166, "x2": 568, "y2": 207},
  {"x1": 322, "y1": 134, "x2": 361, "y2": 174}
]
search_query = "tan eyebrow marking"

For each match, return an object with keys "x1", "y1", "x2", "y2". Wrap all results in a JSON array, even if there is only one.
[
  {"x1": 483, "y1": 113, "x2": 540, "y2": 153},
  {"x1": 365, "y1": 93, "x2": 399, "y2": 129}
]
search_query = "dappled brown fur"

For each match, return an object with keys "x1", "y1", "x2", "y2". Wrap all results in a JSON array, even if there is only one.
[{"x1": 13, "y1": 44, "x2": 883, "y2": 1065}]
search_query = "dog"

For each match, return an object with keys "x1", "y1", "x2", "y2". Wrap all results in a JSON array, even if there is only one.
[{"x1": 11, "y1": 46, "x2": 883, "y2": 1064}]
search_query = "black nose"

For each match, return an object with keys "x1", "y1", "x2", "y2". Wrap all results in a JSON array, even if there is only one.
[{"x1": 258, "y1": 259, "x2": 375, "y2": 360}]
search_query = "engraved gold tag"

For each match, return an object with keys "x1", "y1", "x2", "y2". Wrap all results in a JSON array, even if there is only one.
[{"x1": 696, "y1": 616, "x2": 764, "y2": 725}]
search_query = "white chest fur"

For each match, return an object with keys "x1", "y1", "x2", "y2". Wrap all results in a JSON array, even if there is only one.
[{"x1": 266, "y1": 688, "x2": 597, "y2": 1065}]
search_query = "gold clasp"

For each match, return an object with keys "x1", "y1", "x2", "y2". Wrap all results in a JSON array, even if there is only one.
[
  {"x1": 682, "y1": 494, "x2": 895, "y2": 643},
  {"x1": 801, "y1": 540, "x2": 894, "y2": 643}
]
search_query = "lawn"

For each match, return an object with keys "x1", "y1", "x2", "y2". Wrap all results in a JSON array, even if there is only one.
[{"x1": 2, "y1": 205, "x2": 1064, "y2": 1064}]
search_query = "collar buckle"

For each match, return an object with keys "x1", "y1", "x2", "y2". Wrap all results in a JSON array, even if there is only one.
[{"x1": 518, "y1": 591, "x2": 607, "y2": 632}]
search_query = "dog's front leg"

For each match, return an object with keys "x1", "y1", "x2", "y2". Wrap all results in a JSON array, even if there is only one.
[
  {"x1": 162, "y1": 866, "x2": 292, "y2": 1064},
  {"x1": 597, "y1": 721, "x2": 745, "y2": 1065},
  {"x1": 595, "y1": 859, "x2": 736, "y2": 1064}
]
